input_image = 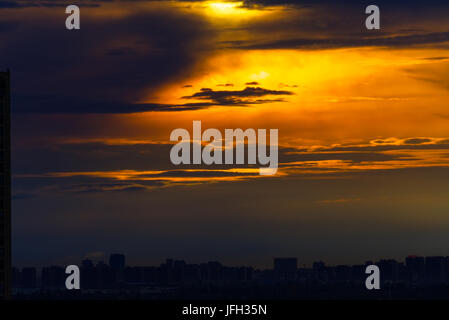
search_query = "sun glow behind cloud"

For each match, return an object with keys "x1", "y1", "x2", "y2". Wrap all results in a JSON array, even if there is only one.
[
  {"x1": 9, "y1": 0, "x2": 449, "y2": 184},
  {"x1": 205, "y1": 1, "x2": 264, "y2": 17},
  {"x1": 147, "y1": 46, "x2": 449, "y2": 143},
  {"x1": 208, "y1": 1, "x2": 243, "y2": 14}
]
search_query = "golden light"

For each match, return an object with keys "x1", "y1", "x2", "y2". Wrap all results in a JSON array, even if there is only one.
[
  {"x1": 208, "y1": 1, "x2": 243, "y2": 15},
  {"x1": 204, "y1": 1, "x2": 265, "y2": 18}
]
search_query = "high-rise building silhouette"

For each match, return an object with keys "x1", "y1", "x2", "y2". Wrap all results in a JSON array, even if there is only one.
[
  {"x1": 0, "y1": 70, "x2": 11, "y2": 299},
  {"x1": 109, "y1": 254, "x2": 126, "y2": 284},
  {"x1": 274, "y1": 258, "x2": 297, "y2": 281},
  {"x1": 109, "y1": 254, "x2": 126, "y2": 270}
]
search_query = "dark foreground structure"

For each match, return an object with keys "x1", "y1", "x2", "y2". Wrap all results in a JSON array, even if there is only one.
[
  {"x1": 12, "y1": 255, "x2": 449, "y2": 299},
  {"x1": 0, "y1": 70, "x2": 11, "y2": 299}
]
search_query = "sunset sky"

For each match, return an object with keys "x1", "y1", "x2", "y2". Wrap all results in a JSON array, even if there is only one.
[{"x1": 2, "y1": 0, "x2": 449, "y2": 267}]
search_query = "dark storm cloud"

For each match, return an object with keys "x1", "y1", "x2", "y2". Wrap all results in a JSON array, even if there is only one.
[
  {"x1": 62, "y1": 181, "x2": 165, "y2": 193},
  {"x1": 279, "y1": 149, "x2": 406, "y2": 164},
  {"x1": 13, "y1": 97, "x2": 290, "y2": 113},
  {"x1": 242, "y1": 0, "x2": 449, "y2": 8},
  {"x1": 141, "y1": 102, "x2": 218, "y2": 112},
  {"x1": 11, "y1": 139, "x2": 418, "y2": 188},
  {"x1": 403, "y1": 138, "x2": 432, "y2": 145},
  {"x1": 145, "y1": 170, "x2": 259, "y2": 178},
  {"x1": 35, "y1": 85, "x2": 297, "y2": 113},
  {"x1": 421, "y1": 57, "x2": 449, "y2": 61},
  {"x1": 13, "y1": 138, "x2": 444, "y2": 177},
  {"x1": 2, "y1": 5, "x2": 294, "y2": 114},
  {"x1": 223, "y1": 0, "x2": 449, "y2": 51},
  {"x1": 0, "y1": 0, "x2": 101, "y2": 8},
  {"x1": 225, "y1": 31, "x2": 449, "y2": 50},
  {"x1": 182, "y1": 86, "x2": 293, "y2": 105},
  {"x1": 0, "y1": 1, "x2": 21, "y2": 9},
  {"x1": 4, "y1": 0, "x2": 449, "y2": 114},
  {"x1": 12, "y1": 140, "x2": 270, "y2": 175},
  {"x1": 13, "y1": 94, "x2": 218, "y2": 113},
  {"x1": 12, "y1": 142, "x2": 174, "y2": 173},
  {"x1": 13, "y1": 176, "x2": 169, "y2": 197},
  {"x1": 13, "y1": 94, "x2": 162, "y2": 113},
  {"x1": 312, "y1": 141, "x2": 449, "y2": 153},
  {"x1": 12, "y1": 137, "x2": 449, "y2": 208},
  {"x1": 14, "y1": 169, "x2": 259, "y2": 196},
  {"x1": 8, "y1": 0, "x2": 449, "y2": 8},
  {"x1": 13, "y1": 140, "x2": 274, "y2": 176},
  {"x1": 12, "y1": 139, "x2": 270, "y2": 196},
  {"x1": 1, "y1": 4, "x2": 216, "y2": 114}
]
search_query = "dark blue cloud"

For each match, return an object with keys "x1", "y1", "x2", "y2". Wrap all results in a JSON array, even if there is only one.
[{"x1": 1, "y1": 6, "x2": 216, "y2": 113}]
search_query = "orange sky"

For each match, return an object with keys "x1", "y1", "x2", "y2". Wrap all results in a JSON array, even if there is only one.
[
  {"x1": 6, "y1": 0, "x2": 449, "y2": 266},
  {"x1": 13, "y1": 1, "x2": 449, "y2": 183}
]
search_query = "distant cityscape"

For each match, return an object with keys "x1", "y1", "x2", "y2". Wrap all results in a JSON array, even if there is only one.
[{"x1": 11, "y1": 254, "x2": 449, "y2": 299}]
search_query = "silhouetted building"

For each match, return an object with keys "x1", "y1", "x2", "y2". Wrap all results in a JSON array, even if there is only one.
[
  {"x1": 274, "y1": 258, "x2": 297, "y2": 281},
  {"x1": 377, "y1": 259, "x2": 399, "y2": 283},
  {"x1": 313, "y1": 261, "x2": 325, "y2": 270},
  {"x1": 81, "y1": 259, "x2": 97, "y2": 288},
  {"x1": 109, "y1": 254, "x2": 125, "y2": 270},
  {"x1": 41, "y1": 266, "x2": 65, "y2": 289},
  {"x1": 0, "y1": 70, "x2": 11, "y2": 299},
  {"x1": 312, "y1": 261, "x2": 328, "y2": 282},
  {"x1": 109, "y1": 254, "x2": 126, "y2": 284},
  {"x1": 351, "y1": 265, "x2": 365, "y2": 284},
  {"x1": 11, "y1": 267, "x2": 19, "y2": 288},
  {"x1": 406, "y1": 255, "x2": 425, "y2": 283},
  {"x1": 333, "y1": 265, "x2": 352, "y2": 282},
  {"x1": 96, "y1": 261, "x2": 114, "y2": 288},
  {"x1": 82, "y1": 259, "x2": 94, "y2": 269},
  {"x1": 13, "y1": 254, "x2": 449, "y2": 299},
  {"x1": 21, "y1": 267, "x2": 37, "y2": 288},
  {"x1": 425, "y1": 256, "x2": 447, "y2": 284}
]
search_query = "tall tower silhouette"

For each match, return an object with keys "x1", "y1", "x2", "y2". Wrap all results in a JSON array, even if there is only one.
[{"x1": 0, "y1": 70, "x2": 11, "y2": 299}]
